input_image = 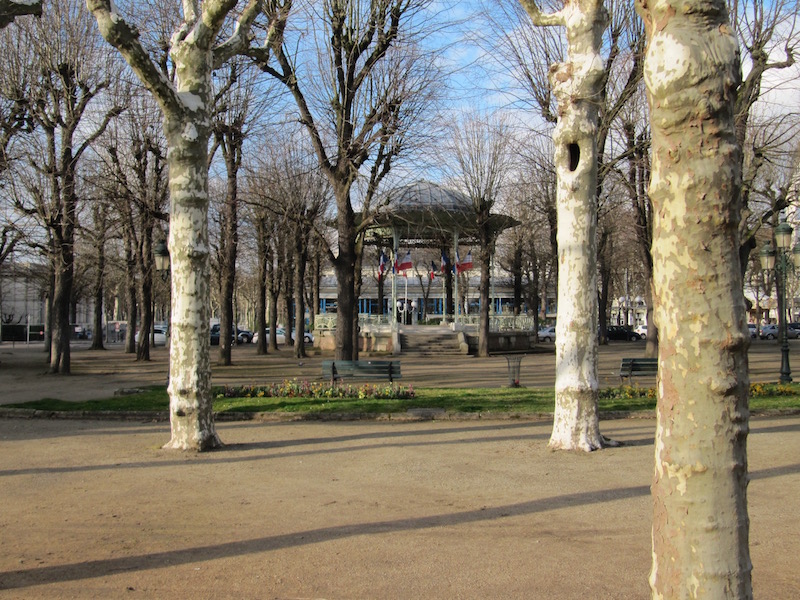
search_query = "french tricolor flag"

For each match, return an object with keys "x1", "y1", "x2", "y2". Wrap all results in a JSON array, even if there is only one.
[
  {"x1": 395, "y1": 251, "x2": 413, "y2": 272},
  {"x1": 378, "y1": 251, "x2": 388, "y2": 280},
  {"x1": 456, "y1": 250, "x2": 473, "y2": 274}
]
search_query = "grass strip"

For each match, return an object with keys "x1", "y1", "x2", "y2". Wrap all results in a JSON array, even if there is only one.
[{"x1": 5, "y1": 382, "x2": 800, "y2": 415}]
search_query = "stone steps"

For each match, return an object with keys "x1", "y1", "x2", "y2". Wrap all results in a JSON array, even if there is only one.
[{"x1": 399, "y1": 331, "x2": 464, "y2": 355}]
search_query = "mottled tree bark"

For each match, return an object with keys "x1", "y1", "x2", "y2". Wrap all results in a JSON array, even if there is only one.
[
  {"x1": 521, "y1": 0, "x2": 609, "y2": 451},
  {"x1": 635, "y1": 0, "x2": 752, "y2": 596},
  {"x1": 0, "y1": 0, "x2": 42, "y2": 28},
  {"x1": 161, "y1": 104, "x2": 219, "y2": 450},
  {"x1": 89, "y1": 0, "x2": 289, "y2": 449},
  {"x1": 88, "y1": 0, "x2": 281, "y2": 450}
]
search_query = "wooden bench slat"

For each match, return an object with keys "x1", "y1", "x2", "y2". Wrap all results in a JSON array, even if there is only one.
[
  {"x1": 322, "y1": 360, "x2": 401, "y2": 383},
  {"x1": 618, "y1": 358, "x2": 657, "y2": 383}
]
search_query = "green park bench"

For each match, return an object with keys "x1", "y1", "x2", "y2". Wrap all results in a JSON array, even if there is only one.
[
  {"x1": 618, "y1": 357, "x2": 658, "y2": 384},
  {"x1": 322, "y1": 360, "x2": 401, "y2": 384}
]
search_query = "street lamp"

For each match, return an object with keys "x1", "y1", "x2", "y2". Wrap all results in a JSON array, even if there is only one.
[
  {"x1": 153, "y1": 239, "x2": 170, "y2": 281},
  {"x1": 759, "y1": 222, "x2": 800, "y2": 383}
]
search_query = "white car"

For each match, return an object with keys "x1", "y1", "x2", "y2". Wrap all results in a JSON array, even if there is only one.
[
  {"x1": 537, "y1": 326, "x2": 556, "y2": 342},
  {"x1": 252, "y1": 328, "x2": 314, "y2": 344},
  {"x1": 760, "y1": 324, "x2": 800, "y2": 340},
  {"x1": 634, "y1": 325, "x2": 647, "y2": 339},
  {"x1": 134, "y1": 326, "x2": 168, "y2": 346}
]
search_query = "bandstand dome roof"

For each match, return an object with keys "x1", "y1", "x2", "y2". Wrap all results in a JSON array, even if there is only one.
[
  {"x1": 386, "y1": 181, "x2": 474, "y2": 214},
  {"x1": 366, "y1": 181, "x2": 519, "y2": 242}
]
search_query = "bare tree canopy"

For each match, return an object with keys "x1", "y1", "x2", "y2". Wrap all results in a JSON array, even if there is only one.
[
  {"x1": 446, "y1": 112, "x2": 513, "y2": 357},
  {"x1": 251, "y1": 0, "x2": 444, "y2": 360}
]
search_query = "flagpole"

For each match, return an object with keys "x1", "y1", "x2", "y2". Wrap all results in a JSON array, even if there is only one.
[
  {"x1": 441, "y1": 262, "x2": 446, "y2": 324},
  {"x1": 404, "y1": 273, "x2": 408, "y2": 326},
  {"x1": 392, "y1": 228, "x2": 398, "y2": 329},
  {"x1": 453, "y1": 230, "x2": 459, "y2": 326}
]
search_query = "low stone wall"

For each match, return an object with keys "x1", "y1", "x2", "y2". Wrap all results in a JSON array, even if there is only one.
[
  {"x1": 314, "y1": 328, "x2": 394, "y2": 353},
  {"x1": 315, "y1": 327, "x2": 536, "y2": 355},
  {"x1": 465, "y1": 331, "x2": 538, "y2": 353}
]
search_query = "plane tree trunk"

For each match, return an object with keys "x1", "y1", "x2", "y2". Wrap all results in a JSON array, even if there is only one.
[
  {"x1": 635, "y1": 0, "x2": 752, "y2": 595},
  {"x1": 89, "y1": 0, "x2": 289, "y2": 450},
  {"x1": 521, "y1": 0, "x2": 610, "y2": 451}
]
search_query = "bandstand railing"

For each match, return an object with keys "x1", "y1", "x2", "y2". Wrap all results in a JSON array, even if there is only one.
[{"x1": 313, "y1": 313, "x2": 536, "y2": 332}]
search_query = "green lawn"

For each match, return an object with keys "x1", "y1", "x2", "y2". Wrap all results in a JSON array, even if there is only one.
[{"x1": 5, "y1": 382, "x2": 800, "y2": 416}]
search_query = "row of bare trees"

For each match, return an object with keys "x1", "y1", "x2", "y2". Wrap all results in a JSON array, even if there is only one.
[
  {"x1": 1, "y1": 0, "x2": 796, "y2": 429},
  {"x1": 0, "y1": 0, "x2": 798, "y2": 595}
]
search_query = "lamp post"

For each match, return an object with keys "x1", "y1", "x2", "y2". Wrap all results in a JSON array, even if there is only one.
[
  {"x1": 153, "y1": 239, "x2": 170, "y2": 281},
  {"x1": 153, "y1": 239, "x2": 170, "y2": 345},
  {"x1": 759, "y1": 221, "x2": 800, "y2": 383}
]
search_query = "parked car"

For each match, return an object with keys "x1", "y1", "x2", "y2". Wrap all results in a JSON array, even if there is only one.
[
  {"x1": 210, "y1": 323, "x2": 235, "y2": 346},
  {"x1": 759, "y1": 324, "x2": 799, "y2": 340},
  {"x1": 236, "y1": 328, "x2": 253, "y2": 344},
  {"x1": 634, "y1": 325, "x2": 647, "y2": 339},
  {"x1": 748, "y1": 323, "x2": 758, "y2": 338},
  {"x1": 210, "y1": 324, "x2": 252, "y2": 345},
  {"x1": 537, "y1": 326, "x2": 556, "y2": 342},
  {"x1": 252, "y1": 328, "x2": 314, "y2": 345},
  {"x1": 134, "y1": 326, "x2": 168, "y2": 346},
  {"x1": 606, "y1": 325, "x2": 642, "y2": 341}
]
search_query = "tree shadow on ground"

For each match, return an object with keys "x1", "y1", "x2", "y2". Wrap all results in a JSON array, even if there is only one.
[
  {"x1": 1, "y1": 483, "x2": 651, "y2": 590},
  {"x1": 6, "y1": 458, "x2": 799, "y2": 591}
]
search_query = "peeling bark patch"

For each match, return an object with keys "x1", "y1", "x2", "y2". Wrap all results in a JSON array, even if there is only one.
[
  {"x1": 569, "y1": 143, "x2": 580, "y2": 171},
  {"x1": 181, "y1": 122, "x2": 199, "y2": 142},
  {"x1": 644, "y1": 33, "x2": 691, "y2": 96}
]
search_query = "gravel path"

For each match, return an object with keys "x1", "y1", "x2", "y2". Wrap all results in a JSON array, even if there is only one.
[{"x1": 0, "y1": 415, "x2": 798, "y2": 599}]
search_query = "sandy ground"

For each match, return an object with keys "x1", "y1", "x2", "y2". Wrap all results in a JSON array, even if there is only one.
[
  {"x1": 0, "y1": 416, "x2": 798, "y2": 599},
  {"x1": 0, "y1": 341, "x2": 799, "y2": 598}
]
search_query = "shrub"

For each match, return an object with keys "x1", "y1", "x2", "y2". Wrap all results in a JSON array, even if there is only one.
[
  {"x1": 599, "y1": 385, "x2": 656, "y2": 400},
  {"x1": 599, "y1": 382, "x2": 798, "y2": 401},
  {"x1": 213, "y1": 380, "x2": 415, "y2": 401}
]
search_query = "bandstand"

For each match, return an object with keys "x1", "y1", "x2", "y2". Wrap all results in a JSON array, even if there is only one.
[{"x1": 315, "y1": 181, "x2": 538, "y2": 354}]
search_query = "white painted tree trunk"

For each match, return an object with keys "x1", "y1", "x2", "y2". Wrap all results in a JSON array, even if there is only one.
[
  {"x1": 636, "y1": 0, "x2": 752, "y2": 596},
  {"x1": 160, "y1": 43, "x2": 221, "y2": 452},
  {"x1": 88, "y1": 0, "x2": 277, "y2": 450},
  {"x1": 521, "y1": 0, "x2": 609, "y2": 451}
]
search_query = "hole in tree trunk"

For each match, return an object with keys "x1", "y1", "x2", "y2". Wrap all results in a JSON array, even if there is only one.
[{"x1": 569, "y1": 143, "x2": 580, "y2": 172}]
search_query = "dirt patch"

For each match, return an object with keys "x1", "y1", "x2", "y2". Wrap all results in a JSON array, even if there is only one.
[{"x1": 0, "y1": 416, "x2": 798, "y2": 599}]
